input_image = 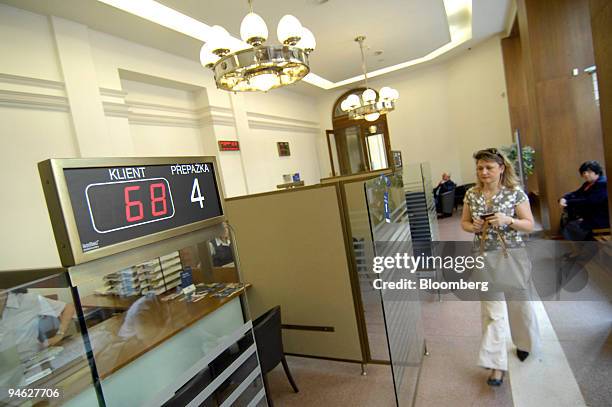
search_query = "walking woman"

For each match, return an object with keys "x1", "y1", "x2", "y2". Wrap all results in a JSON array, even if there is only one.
[{"x1": 461, "y1": 148, "x2": 540, "y2": 386}]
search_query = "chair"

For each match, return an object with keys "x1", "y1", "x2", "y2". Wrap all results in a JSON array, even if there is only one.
[
  {"x1": 253, "y1": 306, "x2": 299, "y2": 406},
  {"x1": 440, "y1": 189, "x2": 455, "y2": 217},
  {"x1": 454, "y1": 183, "x2": 475, "y2": 210}
]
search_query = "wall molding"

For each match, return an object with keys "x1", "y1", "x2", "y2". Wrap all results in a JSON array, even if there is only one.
[
  {"x1": 0, "y1": 89, "x2": 69, "y2": 112},
  {"x1": 199, "y1": 105, "x2": 235, "y2": 127},
  {"x1": 199, "y1": 110, "x2": 236, "y2": 127},
  {"x1": 208, "y1": 106, "x2": 233, "y2": 115},
  {"x1": 0, "y1": 73, "x2": 65, "y2": 91},
  {"x1": 100, "y1": 87, "x2": 128, "y2": 98},
  {"x1": 109, "y1": 101, "x2": 236, "y2": 128},
  {"x1": 248, "y1": 119, "x2": 320, "y2": 134},
  {"x1": 129, "y1": 100, "x2": 196, "y2": 115},
  {"x1": 128, "y1": 112, "x2": 201, "y2": 128},
  {"x1": 102, "y1": 101, "x2": 130, "y2": 118},
  {"x1": 246, "y1": 111, "x2": 319, "y2": 127},
  {"x1": 0, "y1": 79, "x2": 319, "y2": 132},
  {"x1": 110, "y1": 101, "x2": 320, "y2": 132}
]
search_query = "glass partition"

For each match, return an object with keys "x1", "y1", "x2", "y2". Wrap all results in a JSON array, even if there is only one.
[
  {"x1": 365, "y1": 172, "x2": 425, "y2": 407},
  {"x1": 65, "y1": 221, "x2": 257, "y2": 406},
  {"x1": 343, "y1": 178, "x2": 389, "y2": 361},
  {"x1": 0, "y1": 272, "x2": 99, "y2": 406}
]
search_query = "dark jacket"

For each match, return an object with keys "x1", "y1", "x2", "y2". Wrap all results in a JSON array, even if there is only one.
[
  {"x1": 433, "y1": 180, "x2": 456, "y2": 197},
  {"x1": 563, "y1": 176, "x2": 609, "y2": 230}
]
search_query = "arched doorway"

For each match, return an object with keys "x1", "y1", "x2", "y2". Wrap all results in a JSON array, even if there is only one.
[{"x1": 326, "y1": 88, "x2": 393, "y2": 176}]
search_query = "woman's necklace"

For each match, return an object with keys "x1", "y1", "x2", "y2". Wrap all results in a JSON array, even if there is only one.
[{"x1": 482, "y1": 186, "x2": 500, "y2": 209}]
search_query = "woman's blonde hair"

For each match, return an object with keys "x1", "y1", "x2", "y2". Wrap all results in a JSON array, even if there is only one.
[{"x1": 473, "y1": 148, "x2": 520, "y2": 190}]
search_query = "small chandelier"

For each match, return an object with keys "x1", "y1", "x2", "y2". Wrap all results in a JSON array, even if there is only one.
[
  {"x1": 199, "y1": 0, "x2": 316, "y2": 92},
  {"x1": 340, "y1": 36, "x2": 399, "y2": 122}
]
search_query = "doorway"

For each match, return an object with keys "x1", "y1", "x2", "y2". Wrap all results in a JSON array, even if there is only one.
[{"x1": 327, "y1": 88, "x2": 392, "y2": 176}]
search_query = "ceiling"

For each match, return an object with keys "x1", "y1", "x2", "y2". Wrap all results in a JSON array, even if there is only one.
[
  {"x1": 1, "y1": 0, "x2": 512, "y2": 94},
  {"x1": 162, "y1": 0, "x2": 451, "y2": 83}
]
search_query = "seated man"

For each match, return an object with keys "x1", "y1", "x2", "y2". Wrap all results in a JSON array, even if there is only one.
[
  {"x1": 433, "y1": 172, "x2": 456, "y2": 215},
  {"x1": 560, "y1": 160, "x2": 609, "y2": 240}
]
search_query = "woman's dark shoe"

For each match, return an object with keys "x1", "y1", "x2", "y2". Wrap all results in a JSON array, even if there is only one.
[
  {"x1": 517, "y1": 349, "x2": 530, "y2": 362},
  {"x1": 487, "y1": 370, "x2": 505, "y2": 387}
]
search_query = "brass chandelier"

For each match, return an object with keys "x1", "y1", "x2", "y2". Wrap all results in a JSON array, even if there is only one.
[
  {"x1": 199, "y1": 0, "x2": 316, "y2": 92},
  {"x1": 340, "y1": 36, "x2": 399, "y2": 121}
]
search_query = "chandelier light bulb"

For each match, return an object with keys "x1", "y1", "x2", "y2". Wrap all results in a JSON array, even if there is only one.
[
  {"x1": 379, "y1": 86, "x2": 394, "y2": 100},
  {"x1": 199, "y1": 44, "x2": 219, "y2": 68},
  {"x1": 362, "y1": 88, "x2": 377, "y2": 103},
  {"x1": 208, "y1": 25, "x2": 232, "y2": 55},
  {"x1": 240, "y1": 12, "x2": 268, "y2": 46},
  {"x1": 250, "y1": 72, "x2": 279, "y2": 91},
  {"x1": 340, "y1": 98, "x2": 351, "y2": 112},
  {"x1": 277, "y1": 14, "x2": 303, "y2": 46},
  {"x1": 390, "y1": 88, "x2": 400, "y2": 100},
  {"x1": 296, "y1": 27, "x2": 316, "y2": 53},
  {"x1": 365, "y1": 112, "x2": 380, "y2": 122},
  {"x1": 346, "y1": 94, "x2": 361, "y2": 108}
]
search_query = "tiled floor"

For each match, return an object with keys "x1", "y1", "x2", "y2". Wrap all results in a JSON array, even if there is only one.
[
  {"x1": 264, "y1": 212, "x2": 611, "y2": 406},
  {"x1": 415, "y1": 301, "x2": 514, "y2": 407},
  {"x1": 436, "y1": 211, "x2": 473, "y2": 241},
  {"x1": 266, "y1": 356, "x2": 396, "y2": 406}
]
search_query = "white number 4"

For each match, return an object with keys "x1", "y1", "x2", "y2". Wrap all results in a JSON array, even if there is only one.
[{"x1": 191, "y1": 178, "x2": 205, "y2": 208}]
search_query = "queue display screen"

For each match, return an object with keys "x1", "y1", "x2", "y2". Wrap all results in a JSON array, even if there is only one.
[{"x1": 63, "y1": 162, "x2": 223, "y2": 253}]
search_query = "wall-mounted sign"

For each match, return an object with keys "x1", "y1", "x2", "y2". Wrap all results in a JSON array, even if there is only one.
[
  {"x1": 218, "y1": 140, "x2": 240, "y2": 151},
  {"x1": 277, "y1": 142, "x2": 290, "y2": 157},
  {"x1": 39, "y1": 157, "x2": 225, "y2": 265}
]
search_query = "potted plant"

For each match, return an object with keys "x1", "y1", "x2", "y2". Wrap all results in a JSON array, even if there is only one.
[{"x1": 501, "y1": 144, "x2": 535, "y2": 179}]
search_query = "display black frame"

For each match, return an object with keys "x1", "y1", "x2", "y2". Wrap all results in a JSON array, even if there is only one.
[{"x1": 39, "y1": 157, "x2": 226, "y2": 266}]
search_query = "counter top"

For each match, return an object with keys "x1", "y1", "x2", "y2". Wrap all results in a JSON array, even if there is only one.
[
  {"x1": 91, "y1": 285, "x2": 248, "y2": 379},
  {"x1": 28, "y1": 284, "x2": 249, "y2": 403}
]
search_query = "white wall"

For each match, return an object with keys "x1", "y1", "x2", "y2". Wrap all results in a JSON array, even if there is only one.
[
  {"x1": 0, "y1": 3, "x2": 512, "y2": 271},
  {"x1": 0, "y1": 3, "x2": 322, "y2": 270},
  {"x1": 447, "y1": 36, "x2": 513, "y2": 183},
  {"x1": 316, "y1": 35, "x2": 513, "y2": 185},
  {"x1": 87, "y1": 29, "x2": 323, "y2": 195}
]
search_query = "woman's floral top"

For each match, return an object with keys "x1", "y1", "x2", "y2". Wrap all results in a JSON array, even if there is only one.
[{"x1": 464, "y1": 185, "x2": 528, "y2": 250}]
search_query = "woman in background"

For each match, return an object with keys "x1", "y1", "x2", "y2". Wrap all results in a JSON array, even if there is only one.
[
  {"x1": 560, "y1": 160, "x2": 609, "y2": 240},
  {"x1": 461, "y1": 148, "x2": 540, "y2": 386}
]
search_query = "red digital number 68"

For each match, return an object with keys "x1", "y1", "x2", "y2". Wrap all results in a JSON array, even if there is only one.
[{"x1": 124, "y1": 182, "x2": 167, "y2": 222}]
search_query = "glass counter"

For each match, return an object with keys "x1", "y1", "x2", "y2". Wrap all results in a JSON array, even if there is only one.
[
  {"x1": 1, "y1": 222, "x2": 266, "y2": 406},
  {"x1": 0, "y1": 271, "x2": 98, "y2": 406}
]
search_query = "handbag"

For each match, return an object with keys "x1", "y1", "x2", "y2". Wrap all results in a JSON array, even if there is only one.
[{"x1": 472, "y1": 220, "x2": 532, "y2": 292}]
